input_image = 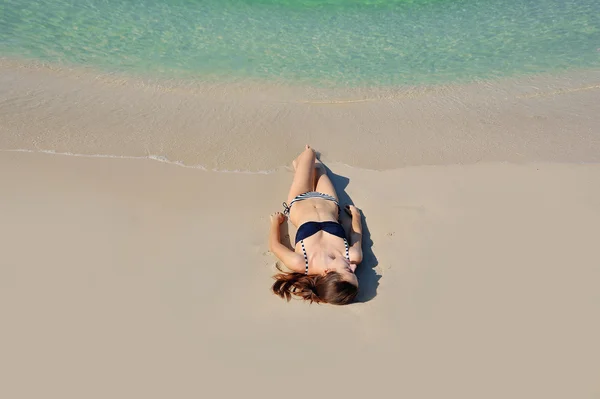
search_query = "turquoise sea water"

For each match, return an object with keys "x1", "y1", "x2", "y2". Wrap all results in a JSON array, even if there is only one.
[{"x1": 1, "y1": 0, "x2": 599, "y2": 86}]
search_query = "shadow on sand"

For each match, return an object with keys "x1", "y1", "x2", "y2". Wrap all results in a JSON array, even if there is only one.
[{"x1": 326, "y1": 165, "x2": 381, "y2": 303}]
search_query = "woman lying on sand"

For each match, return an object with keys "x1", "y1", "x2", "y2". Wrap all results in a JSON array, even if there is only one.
[{"x1": 269, "y1": 145, "x2": 363, "y2": 305}]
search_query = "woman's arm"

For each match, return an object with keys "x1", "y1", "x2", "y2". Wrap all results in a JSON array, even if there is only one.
[
  {"x1": 269, "y1": 212, "x2": 305, "y2": 273},
  {"x1": 346, "y1": 205, "x2": 363, "y2": 265}
]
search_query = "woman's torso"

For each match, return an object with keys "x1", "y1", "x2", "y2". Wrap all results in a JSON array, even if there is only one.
[{"x1": 289, "y1": 198, "x2": 347, "y2": 273}]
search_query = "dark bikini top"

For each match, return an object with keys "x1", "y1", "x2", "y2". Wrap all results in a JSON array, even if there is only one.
[{"x1": 295, "y1": 221, "x2": 350, "y2": 275}]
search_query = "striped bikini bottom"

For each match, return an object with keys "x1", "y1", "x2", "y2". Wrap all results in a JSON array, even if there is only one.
[{"x1": 282, "y1": 191, "x2": 340, "y2": 217}]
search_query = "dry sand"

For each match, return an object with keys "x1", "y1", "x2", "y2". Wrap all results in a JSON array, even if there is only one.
[{"x1": 1, "y1": 150, "x2": 599, "y2": 398}]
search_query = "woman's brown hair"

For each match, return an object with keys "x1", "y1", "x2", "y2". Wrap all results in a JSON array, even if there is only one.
[{"x1": 272, "y1": 271, "x2": 358, "y2": 305}]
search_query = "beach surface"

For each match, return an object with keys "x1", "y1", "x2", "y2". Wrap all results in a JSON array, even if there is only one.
[
  {"x1": 1, "y1": 150, "x2": 599, "y2": 398},
  {"x1": 2, "y1": 0, "x2": 600, "y2": 394}
]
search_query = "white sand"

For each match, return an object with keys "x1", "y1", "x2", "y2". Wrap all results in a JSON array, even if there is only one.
[{"x1": 1, "y1": 151, "x2": 599, "y2": 398}]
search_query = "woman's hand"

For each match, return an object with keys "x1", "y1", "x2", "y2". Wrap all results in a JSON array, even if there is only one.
[
  {"x1": 344, "y1": 204, "x2": 361, "y2": 218},
  {"x1": 270, "y1": 211, "x2": 286, "y2": 225},
  {"x1": 344, "y1": 205, "x2": 363, "y2": 262}
]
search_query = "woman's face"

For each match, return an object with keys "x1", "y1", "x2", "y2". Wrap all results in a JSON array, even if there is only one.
[{"x1": 325, "y1": 257, "x2": 358, "y2": 287}]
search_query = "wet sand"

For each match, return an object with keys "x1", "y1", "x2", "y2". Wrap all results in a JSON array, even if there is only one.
[{"x1": 1, "y1": 59, "x2": 600, "y2": 171}]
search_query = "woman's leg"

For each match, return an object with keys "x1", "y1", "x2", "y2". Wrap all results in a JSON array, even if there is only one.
[
  {"x1": 314, "y1": 159, "x2": 339, "y2": 200},
  {"x1": 287, "y1": 145, "x2": 316, "y2": 204}
]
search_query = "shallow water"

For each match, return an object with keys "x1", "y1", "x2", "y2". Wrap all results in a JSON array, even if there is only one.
[
  {"x1": 2, "y1": 0, "x2": 599, "y2": 87},
  {"x1": 1, "y1": 61, "x2": 599, "y2": 171},
  {"x1": 1, "y1": 1, "x2": 600, "y2": 171}
]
